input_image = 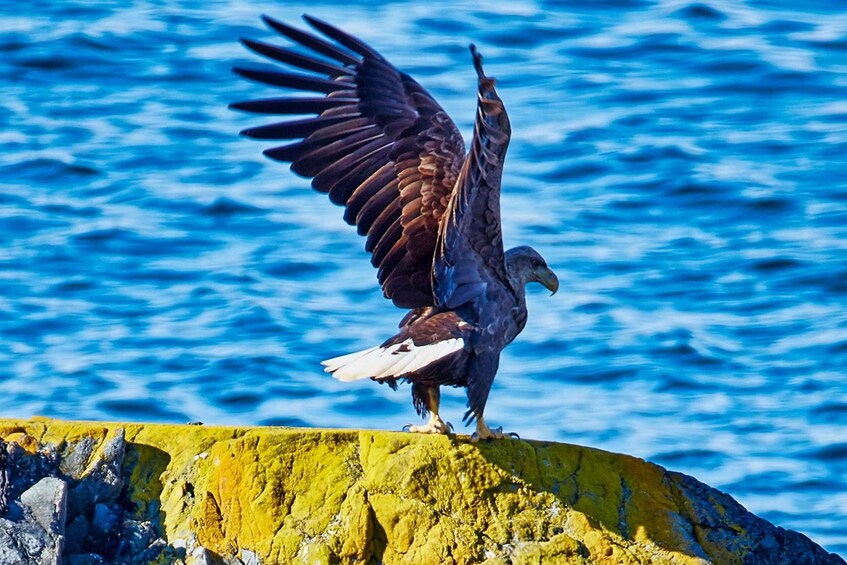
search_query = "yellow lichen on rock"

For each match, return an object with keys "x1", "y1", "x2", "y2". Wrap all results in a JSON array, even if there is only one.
[{"x1": 0, "y1": 418, "x2": 841, "y2": 565}]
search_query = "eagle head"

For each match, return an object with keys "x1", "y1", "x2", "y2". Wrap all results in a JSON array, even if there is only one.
[{"x1": 505, "y1": 246, "x2": 559, "y2": 295}]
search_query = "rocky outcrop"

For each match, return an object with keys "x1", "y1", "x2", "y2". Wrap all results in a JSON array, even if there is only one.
[
  {"x1": 0, "y1": 428, "x2": 169, "y2": 564},
  {"x1": 0, "y1": 418, "x2": 842, "y2": 564}
]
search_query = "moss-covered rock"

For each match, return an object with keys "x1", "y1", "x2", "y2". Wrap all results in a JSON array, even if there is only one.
[{"x1": 0, "y1": 418, "x2": 841, "y2": 564}]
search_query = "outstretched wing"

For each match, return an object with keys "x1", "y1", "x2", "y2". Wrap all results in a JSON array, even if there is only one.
[
  {"x1": 433, "y1": 46, "x2": 512, "y2": 312},
  {"x1": 432, "y1": 46, "x2": 515, "y2": 423},
  {"x1": 231, "y1": 15, "x2": 466, "y2": 309}
]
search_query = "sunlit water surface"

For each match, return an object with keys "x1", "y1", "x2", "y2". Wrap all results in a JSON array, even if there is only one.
[{"x1": 2, "y1": 0, "x2": 846, "y2": 555}]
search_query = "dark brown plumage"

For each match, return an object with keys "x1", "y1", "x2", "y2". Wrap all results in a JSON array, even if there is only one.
[{"x1": 231, "y1": 15, "x2": 558, "y2": 439}]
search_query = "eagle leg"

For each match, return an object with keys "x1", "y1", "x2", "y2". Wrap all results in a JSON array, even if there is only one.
[
  {"x1": 470, "y1": 415, "x2": 516, "y2": 442},
  {"x1": 405, "y1": 385, "x2": 453, "y2": 434}
]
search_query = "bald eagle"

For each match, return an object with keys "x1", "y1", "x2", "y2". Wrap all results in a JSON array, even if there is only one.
[{"x1": 231, "y1": 15, "x2": 559, "y2": 440}]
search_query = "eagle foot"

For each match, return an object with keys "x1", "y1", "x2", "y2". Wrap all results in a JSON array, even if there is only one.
[
  {"x1": 471, "y1": 425, "x2": 517, "y2": 442},
  {"x1": 403, "y1": 415, "x2": 452, "y2": 435}
]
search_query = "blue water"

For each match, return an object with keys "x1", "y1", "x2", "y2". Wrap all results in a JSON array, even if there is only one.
[{"x1": 2, "y1": 0, "x2": 846, "y2": 555}]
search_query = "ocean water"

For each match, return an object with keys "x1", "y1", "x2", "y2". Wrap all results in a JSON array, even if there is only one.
[{"x1": 2, "y1": 0, "x2": 846, "y2": 556}]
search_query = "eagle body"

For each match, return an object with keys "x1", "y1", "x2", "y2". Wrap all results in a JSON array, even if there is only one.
[{"x1": 232, "y1": 15, "x2": 558, "y2": 438}]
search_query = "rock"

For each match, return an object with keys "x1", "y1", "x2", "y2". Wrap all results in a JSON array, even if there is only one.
[
  {"x1": 0, "y1": 516, "x2": 54, "y2": 565},
  {"x1": 0, "y1": 439, "x2": 8, "y2": 515},
  {"x1": 60, "y1": 436, "x2": 97, "y2": 479},
  {"x1": 20, "y1": 477, "x2": 67, "y2": 564},
  {"x1": 1, "y1": 427, "x2": 133, "y2": 563},
  {"x1": 3, "y1": 433, "x2": 60, "y2": 502},
  {"x1": 89, "y1": 503, "x2": 118, "y2": 540},
  {"x1": 66, "y1": 553, "x2": 106, "y2": 565},
  {"x1": 120, "y1": 517, "x2": 164, "y2": 562},
  {"x1": 67, "y1": 428, "x2": 125, "y2": 519},
  {"x1": 240, "y1": 549, "x2": 260, "y2": 565},
  {"x1": 20, "y1": 477, "x2": 67, "y2": 536},
  {"x1": 186, "y1": 546, "x2": 219, "y2": 565},
  {"x1": 64, "y1": 514, "x2": 90, "y2": 554},
  {"x1": 0, "y1": 476, "x2": 67, "y2": 565},
  {"x1": 0, "y1": 417, "x2": 843, "y2": 565}
]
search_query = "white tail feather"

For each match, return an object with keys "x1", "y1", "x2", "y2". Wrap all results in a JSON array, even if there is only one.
[
  {"x1": 320, "y1": 346, "x2": 378, "y2": 373},
  {"x1": 322, "y1": 338, "x2": 464, "y2": 382}
]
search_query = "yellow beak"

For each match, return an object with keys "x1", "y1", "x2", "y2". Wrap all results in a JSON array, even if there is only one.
[{"x1": 537, "y1": 267, "x2": 559, "y2": 296}]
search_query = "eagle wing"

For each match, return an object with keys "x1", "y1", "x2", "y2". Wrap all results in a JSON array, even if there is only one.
[
  {"x1": 433, "y1": 47, "x2": 516, "y2": 422},
  {"x1": 433, "y1": 47, "x2": 512, "y2": 311},
  {"x1": 231, "y1": 15, "x2": 466, "y2": 309}
]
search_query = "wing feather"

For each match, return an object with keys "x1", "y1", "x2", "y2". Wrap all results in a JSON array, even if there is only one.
[
  {"x1": 377, "y1": 239, "x2": 409, "y2": 285},
  {"x1": 233, "y1": 68, "x2": 345, "y2": 93},
  {"x1": 346, "y1": 163, "x2": 395, "y2": 224},
  {"x1": 357, "y1": 186, "x2": 399, "y2": 236},
  {"x1": 232, "y1": 15, "x2": 466, "y2": 309},
  {"x1": 240, "y1": 38, "x2": 353, "y2": 77},
  {"x1": 319, "y1": 155, "x2": 380, "y2": 201},
  {"x1": 302, "y1": 15, "x2": 383, "y2": 59},
  {"x1": 263, "y1": 15, "x2": 360, "y2": 65},
  {"x1": 230, "y1": 97, "x2": 356, "y2": 114},
  {"x1": 372, "y1": 220, "x2": 404, "y2": 266},
  {"x1": 361, "y1": 196, "x2": 401, "y2": 240},
  {"x1": 240, "y1": 114, "x2": 359, "y2": 140}
]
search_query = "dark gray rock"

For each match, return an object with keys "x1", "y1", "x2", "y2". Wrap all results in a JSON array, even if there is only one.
[
  {"x1": 0, "y1": 429, "x2": 180, "y2": 565},
  {"x1": 0, "y1": 516, "x2": 54, "y2": 565},
  {"x1": 0, "y1": 439, "x2": 8, "y2": 515},
  {"x1": 20, "y1": 476, "x2": 67, "y2": 537},
  {"x1": 668, "y1": 471, "x2": 845, "y2": 565},
  {"x1": 60, "y1": 436, "x2": 97, "y2": 480},
  {"x1": 66, "y1": 553, "x2": 106, "y2": 565},
  {"x1": 0, "y1": 428, "x2": 177, "y2": 563},
  {"x1": 4, "y1": 438, "x2": 60, "y2": 502},
  {"x1": 0, "y1": 433, "x2": 133, "y2": 565},
  {"x1": 139, "y1": 537, "x2": 169, "y2": 563},
  {"x1": 89, "y1": 502, "x2": 118, "y2": 540},
  {"x1": 0, "y1": 476, "x2": 67, "y2": 565},
  {"x1": 121, "y1": 517, "x2": 163, "y2": 561},
  {"x1": 64, "y1": 514, "x2": 90, "y2": 554},
  {"x1": 67, "y1": 429, "x2": 125, "y2": 519}
]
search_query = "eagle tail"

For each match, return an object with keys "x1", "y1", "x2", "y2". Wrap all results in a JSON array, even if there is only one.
[{"x1": 321, "y1": 338, "x2": 464, "y2": 382}]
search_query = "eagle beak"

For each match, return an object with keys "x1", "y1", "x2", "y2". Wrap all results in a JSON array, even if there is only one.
[{"x1": 538, "y1": 267, "x2": 559, "y2": 296}]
